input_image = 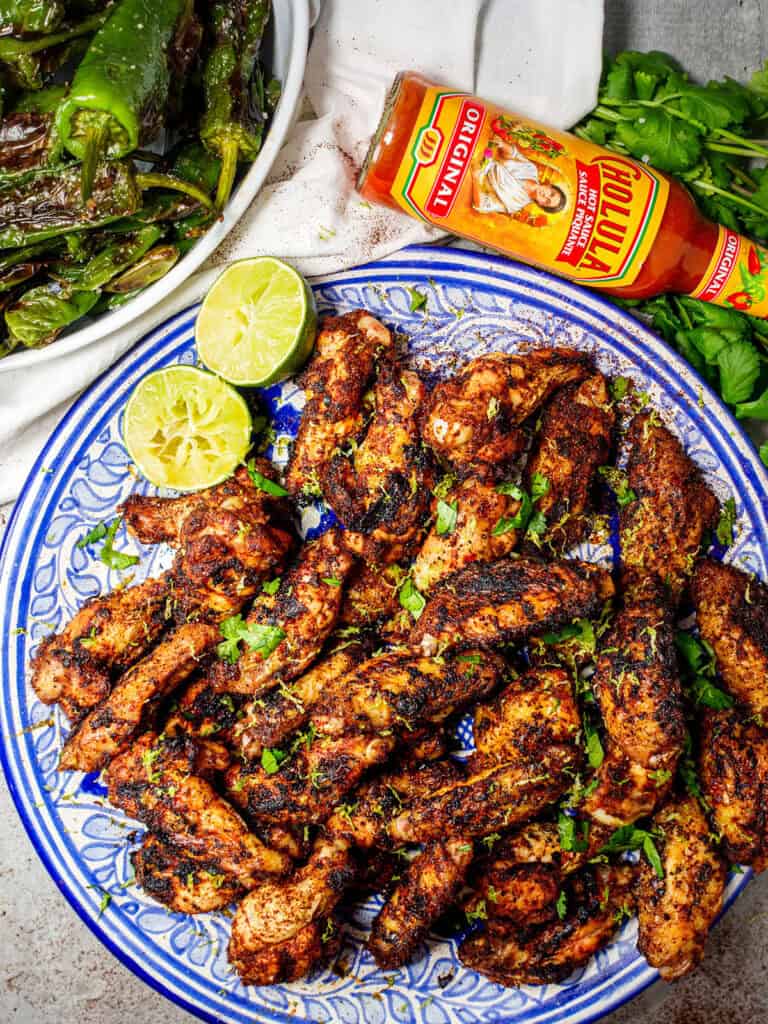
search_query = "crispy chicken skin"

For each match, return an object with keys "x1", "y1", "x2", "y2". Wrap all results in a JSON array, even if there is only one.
[
  {"x1": 106, "y1": 732, "x2": 291, "y2": 887},
  {"x1": 691, "y1": 558, "x2": 768, "y2": 719},
  {"x1": 285, "y1": 311, "x2": 393, "y2": 497},
  {"x1": 460, "y1": 865, "x2": 635, "y2": 986},
  {"x1": 699, "y1": 709, "x2": 768, "y2": 870},
  {"x1": 367, "y1": 838, "x2": 474, "y2": 968},
  {"x1": 229, "y1": 835, "x2": 355, "y2": 986},
  {"x1": 233, "y1": 642, "x2": 368, "y2": 763},
  {"x1": 523, "y1": 373, "x2": 614, "y2": 553},
  {"x1": 132, "y1": 832, "x2": 245, "y2": 914},
  {"x1": 227, "y1": 649, "x2": 503, "y2": 827},
  {"x1": 326, "y1": 361, "x2": 435, "y2": 562},
  {"x1": 581, "y1": 746, "x2": 672, "y2": 830},
  {"x1": 619, "y1": 414, "x2": 719, "y2": 603},
  {"x1": 204, "y1": 528, "x2": 354, "y2": 699},
  {"x1": 411, "y1": 556, "x2": 613, "y2": 655},
  {"x1": 30, "y1": 574, "x2": 172, "y2": 720},
  {"x1": 422, "y1": 348, "x2": 590, "y2": 473},
  {"x1": 339, "y1": 561, "x2": 402, "y2": 626},
  {"x1": 59, "y1": 622, "x2": 219, "y2": 773},
  {"x1": 636, "y1": 793, "x2": 726, "y2": 981},
  {"x1": 168, "y1": 463, "x2": 295, "y2": 622},
  {"x1": 592, "y1": 585, "x2": 684, "y2": 770},
  {"x1": 389, "y1": 668, "x2": 581, "y2": 842},
  {"x1": 412, "y1": 471, "x2": 523, "y2": 593}
]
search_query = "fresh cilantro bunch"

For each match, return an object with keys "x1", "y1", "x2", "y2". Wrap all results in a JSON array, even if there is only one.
[{"x1": 576, "y1": 51, "x2": 768, "y2": 441}]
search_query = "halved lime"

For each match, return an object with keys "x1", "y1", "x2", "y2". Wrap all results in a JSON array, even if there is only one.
[
  {"x1": 123, "y1": 365, "x2": 252, "y2": 491},
  {"x1": 195, "y1": 257, "x2": 317, "y2": 387}
]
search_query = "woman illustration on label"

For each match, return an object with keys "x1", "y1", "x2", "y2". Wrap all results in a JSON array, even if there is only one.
[{"x1": 472, "y1": 131, "x2": 567, "y2": 221}]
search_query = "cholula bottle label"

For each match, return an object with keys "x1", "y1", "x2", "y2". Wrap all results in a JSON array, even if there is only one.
[{"x1": 389, "y1": 84, "x2": 670, "y2": 288}]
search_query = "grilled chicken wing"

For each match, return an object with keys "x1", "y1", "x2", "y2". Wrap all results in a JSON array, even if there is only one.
[
  {"x1": 636, "y1": 793, "x2": 726, "y2": 980},
  {"x1": 229, "y1": 835, "x2": 355, "y2": 985},
  {"x1": 412, "y1": 471, "x2": 523, "y2": 593},
  {"x1": 338, "y1": 561, "x2": 402, "y2": 626},
  {"x1": 367, "y1": 837, "x2": 474, "y2": 968},
  {"x1": 619, "y1": 414, "x2": 719, "y2": 603},
  {"x1": 204, "y1": 528, "x2": 354, "y2": 700},
  {"x1": 285, "y1": 311, "x2": 393, "y2": 497},
  {"x1": 132, "y1": 832, "x2": 245, "y2": 914},
  {"x1": 326, "y1": 361, "x2": 434, "y2": 563},
  {"x1": 168, "y1": 463, "x2": 295, "y2": 622},
  {"x1": 30, "y1": 574, "x2": 172, "y2": 721},
  {"x1": 233, "y1": 641, "x2": 368, "y2": 763},
  {"x1": 523, "y1": 373, "x2": 614, "y2": 553},
  {"x1": 421, "y1": 348, "x2": 589, "y2": 473},
  {"x1": 592, "y1": 584, "x2": 684, "y2": 770},
  {"x1": 460, "y1": 864, "x2": 635, "y2": 986},
  {"x1": 106, "y1": 732, "x2": 290, "y2": 887},
  {"x1": 411, "y1": 556, "x2": 613, "y2": 655},
  {"x1": 59, "y1": 622, "x2": 219, "y2": 772},
  {"x1": 227, "y1": 649, "x2": 503, "y2": 827},
  {"x1": 388, "y1": 668, "x2": 581, "y2": 842},
  {"x1": 692, "y1": 558, "x2": 768, "y2": 719},
  {"x1": 581, "y1": 746, "x2": 672, "y2": 830},
  {"x1": 699, "y1": 709, "x2": 768, "y2": 870}
]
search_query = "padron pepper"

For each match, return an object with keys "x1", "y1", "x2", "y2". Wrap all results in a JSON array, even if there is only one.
[
  {"x1": 55, "y1": 0, "x2": 194, "y2": 197},
  {"x1": 0, "y1": 8, "x2": 107, "y2": 89},
  {"x1": 0, "y1": 0, "x2": 66, "y2": 37},
  {"x1": 200, "y1": 0, "x2": 271, "y2": 208}
]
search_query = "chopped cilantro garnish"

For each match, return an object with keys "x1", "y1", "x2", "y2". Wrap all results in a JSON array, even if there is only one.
[
  {"x1": 246, "y1": 458, "x2": 288, "y2": 496},
  {"x1": 558, "y1": 810, "x2": 589, "y2": 852},
  {"x1": 436, "y1": 498, "x2": 458, "y2": 536},
  {"x1": 598, "y1": 466, "x2": 637, "y2": 507},
  {"x1": 261, "y1": 748, "x2": 287, "y2": 774},
  {"x1": 674, "y1": 630, "x2": 733, "y2": 708},
  {"x1": 262, "y1": 577, "x2": 281, "y2": 595},
  {"x1": 76, "y1": 521, "x2": 108, "y2": 549},
  {"x1": 323, "y1": 577, "x2": 342, "y2": 587},
  {"x1": 399, "y1": 578, "x2": 426, "y2": 620},
  {"x1": 716, "y1": 497, "x2": 738, "y2": 547},
  {"x1": 555, "y1": 890, "x2": 567, "y2": 920},
  {"x1": 407, "y1": 287, "x2": 427, "y2": 312},
  {"x1": 599, "y1": 824, "x2": 664, "y2": 879},
  {"x1": 610, "y1": 376, "x2": 629, "y2": 402},
  {"x1": 217, "y1": 614, "x2": 285, "y2": 664},
  {"x1": 465, "y1": 900, "x2": 487, "y2": 923}
]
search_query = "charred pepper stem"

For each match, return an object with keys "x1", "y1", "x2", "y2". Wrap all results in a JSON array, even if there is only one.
[
  {"x1": 201, "y1": 0, "x2": 271, "y2": 209},
  {"x1": 55, "y1": 0, "x2": 191, "y2": 171},
  {"x1": 134, "y1": 172, "x2": 214, "y2": 211}
]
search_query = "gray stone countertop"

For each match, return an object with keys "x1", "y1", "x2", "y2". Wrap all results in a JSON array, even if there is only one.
[{"x1": 2, "y1": 2, "x2": 768, "y2": 1022}]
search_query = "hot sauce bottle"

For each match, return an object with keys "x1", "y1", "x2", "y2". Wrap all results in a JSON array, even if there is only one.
[{"x1": 358, "y1": 73, "x2": 768, "y2": 315}]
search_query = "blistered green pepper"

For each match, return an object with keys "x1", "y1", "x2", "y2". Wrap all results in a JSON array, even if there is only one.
[
  {"x1": 200, "y1": 0, "x2": 271, "y2": 208},
  {"x1": 5, "y1": 281, "x2": 99, "y2": 346},
  {"x1": 0, "y1": 8, "x2": 107, "y2": 88},
  {"x1": 0, "y1": 160, "x2": 140, "y2": 248},
  {"x1": 55, "y1": 0, "x2": 191, "y2": 195},
  {"x1": 52, "y1": 223, "x2": 162, "y2": 289},
  {"x1": 0, "y1": 0, "x2": 65, "y2": 37}
]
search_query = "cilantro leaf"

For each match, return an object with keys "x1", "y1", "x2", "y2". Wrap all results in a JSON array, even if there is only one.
[
  {"x1": 407, "y1": 287, "x2": 427, "y2": 313},
  {"x1": 526, "y1": 509, "x2": 548, "y2": 538},
  {"x1": 610, "y1": 377, "x2": 629, "y2": 402},
  {"x1": 674, "y1": 629, "x2": 733, "y2": 708},
  {"x1": 217, "y1": 614, "x2": 285, "y2": 664},
  {"x1": 529, "y1": 472, "x2": 550, "y2": 503},
  {"x1": 493, "y1": 482, "x2": 533, "y2": 534},
  {"x1": 716, "y1": 496, "x2": 738, "y2": 546},
  {"x1": 322, "y1": 577, "x2": 342, "y2": 587},
  {"x1": 262, "y1": 577, "x2": 281, "y2": 595},
  {"x1": 436, "y1": 498, "x2": 458, "y2": 536},
  {"x1": 399, "y1": 578, "x2": 426, "y2": 620},
  {"x1": 717, "y1": 340, "x2": 761, "y2": 404},
  {"x1": 584, "y1": 719, "x2": 605, "y2": 770},
  {"x1": 688, "y1": 674, "x2": 734, "y2": 709},
  {"x1": 736, "y1": 386, "x2": 768, "y2": 420},
  {"x1": 558, "y1": 810, "x2": 589, "y2": 852},
  {"x1": 98, "y1": 518, "x2": 139, "y2": 572},
  {"x1": 246, "y1": 459, "x2": 288, "y2": 496},
  {"x1": 261, "y1": 748, "x2": 287, "y2": 774},
  {"x1": 599, "y1": 825, "x2": 665, "y2": 878},
  {"x1": 555, "y1": 890, "x2": 567, "y2": 920},
  {"x1": 76, "y1": 521, "x2": 108, "y2": 549},
  {"x1": 598, "y1": 466, "x2": 637, "y2": 507},
  {"x1": 615, "y1": 108, "x2": 702, "y2": 173},
  {"x1": 678, "y1": 82, "x2": 752, "y2": 130}
]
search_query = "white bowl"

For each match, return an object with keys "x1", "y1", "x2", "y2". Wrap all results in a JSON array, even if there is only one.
[{"x1": 0, "y1": 0, "x2": 309, "y2": 373}]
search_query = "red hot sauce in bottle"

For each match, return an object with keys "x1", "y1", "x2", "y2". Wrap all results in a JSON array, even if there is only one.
[{"x1": 358, "y1": 73, "x2": 768, "y2": 315}]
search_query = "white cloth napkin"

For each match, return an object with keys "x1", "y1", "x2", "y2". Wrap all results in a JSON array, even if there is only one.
[{"x1": 0, "y1": 0, "x2": 604, "y2": 508}]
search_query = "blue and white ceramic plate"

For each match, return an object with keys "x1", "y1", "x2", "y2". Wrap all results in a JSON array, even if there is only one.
[{"x1": 2, "y1": 245, "x2": 767, "y2": 1024}]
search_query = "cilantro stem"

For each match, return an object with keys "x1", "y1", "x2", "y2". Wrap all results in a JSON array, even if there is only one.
[
  {"x1": 726, "y1": 163, "x2": 758, "y2": 189},
  {"x1": 690, "y1": 179, "x2": 768, "y2": 218},
  {"x1": 716, "y1": 126, "x2": 768, "y2": 160},
  {"x1": 705, "y1": 141, "x2": 768, "y2": 158}
]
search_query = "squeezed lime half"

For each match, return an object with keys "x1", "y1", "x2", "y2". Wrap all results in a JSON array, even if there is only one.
[
  {"x1": 195, "y1": 256, "x2": 317, "y2": 387},
  {"x1": 123, "y1": 365, "x2": 252, "y2": 491}
]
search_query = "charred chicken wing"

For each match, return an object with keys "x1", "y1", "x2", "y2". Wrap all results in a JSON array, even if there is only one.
[
  {"x1": 692, "y1": 558, "x2": 768, "y2": 719},
  {"x1": 619, "y1": 414, "x2": 719, "y2": 603},
  {"x1": 285, "y1": 311, "x2": 393, "y2": 497}
]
